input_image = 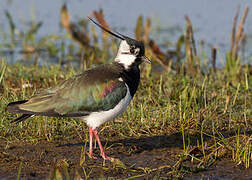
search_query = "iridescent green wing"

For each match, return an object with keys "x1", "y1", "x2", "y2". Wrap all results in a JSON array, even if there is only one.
[
  {"x1": 17, "y1": 67, "x2": 127, "y2": 117},
  {"x1": 53, "y1": 79, "x2": 127, "y2": 115}
]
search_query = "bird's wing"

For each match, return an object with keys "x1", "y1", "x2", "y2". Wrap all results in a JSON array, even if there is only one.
[{"x1": 8, "y1": 65, "x2": 127, "y2": 117}]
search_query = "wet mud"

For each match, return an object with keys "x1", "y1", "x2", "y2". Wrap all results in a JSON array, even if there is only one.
[{"x1": 0, "y1": 133, "x2": 251, "y2": 179}]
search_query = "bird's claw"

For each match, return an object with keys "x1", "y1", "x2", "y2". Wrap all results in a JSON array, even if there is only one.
[
  {"x1": 101, "y1": 153, "x2": 113, "y2": 161},
  {"x1": 88, "y1": 153, "x2": 98, "y2": 159}
]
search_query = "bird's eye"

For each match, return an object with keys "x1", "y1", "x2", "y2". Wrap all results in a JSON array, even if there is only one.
[
  {"x1": 130, "y1": 46, "x2": 140, "y2": 56},
  {"x1": 130, "y1": 46, "x2": 135, "y2": 54}
]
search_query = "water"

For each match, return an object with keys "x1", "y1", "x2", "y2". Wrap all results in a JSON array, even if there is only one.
[{"x1": 0, "y1": 0, "x2": 251, "y2": 64}]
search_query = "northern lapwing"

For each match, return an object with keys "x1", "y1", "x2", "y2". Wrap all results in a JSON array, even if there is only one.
[{"x1": 7, "y1": 17, "x2": 151, "y2": 160}]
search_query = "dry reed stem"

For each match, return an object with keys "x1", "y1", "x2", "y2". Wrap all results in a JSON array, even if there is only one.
[
  {"x1": 155, "y1": 56, "x2": 170, "y2": 72},
  {"x1": 144, "y1": 18, "x2": 151, "y2": 44},
  {"x1": 241, "y1": 33, "x2": 247, "y2": 58},
  {"x1": 135, "y1": 16, "x2": 143, "y2": 41},
  {"x1": 230, "y1": 5, "x2": 240, "y2": 54},
  {"x1": 148, "y1": 39, "x2": 170, "y2": 72},
  {"x1": 185, "y1": 16, "x2": 197, "y2": 56},
  {"x1": 61, "y1": 4, "x2": 91, "y2": 48},
  {"x1": 212, "y1": 47, "x2": 217, "y2": 72},
  {"x1": 60, "y1": 4, "x2": 71, "y2": 31},
  {"x1": 92, "y1": 10, "x2": 110, "y2": 30},
  {"x1": 185, "y1": 15, "x2": 196, "y2": 73},
  {"x1": 232, "y1": 5, "x2": 249, "y2": 60},
  {"x1": 92, "y1": 10, "x2": 110, "y2": 47}
]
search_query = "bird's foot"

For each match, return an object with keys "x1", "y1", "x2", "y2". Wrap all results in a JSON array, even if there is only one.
[
  {"x1": 101, "y1": 153, "x2": 114, "y2": 161},
  {"x1": 88, "y1": 153, "x2": 98, "y2": 159}
]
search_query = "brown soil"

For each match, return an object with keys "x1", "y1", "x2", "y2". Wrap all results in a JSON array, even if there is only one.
[{"x1": 0, "y1": 133, "x2": 251, "y2": 179}]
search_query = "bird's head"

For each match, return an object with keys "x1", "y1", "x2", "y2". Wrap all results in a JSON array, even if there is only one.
[
  {"x1": 88, "y1": 17, "x2": 150, "y2": 70},
  {"x1": 115, "y1": 36, "x2": 150, "y2": 69}
]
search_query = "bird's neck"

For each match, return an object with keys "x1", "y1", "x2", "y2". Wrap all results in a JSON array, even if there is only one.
[{"x1": 113, "y1": 62, "x2": 140, "y2": 97}]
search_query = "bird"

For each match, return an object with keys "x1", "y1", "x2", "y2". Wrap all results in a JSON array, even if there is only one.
[{"x1": 7, "y1": 17, "x2": 151, "y2": 160}]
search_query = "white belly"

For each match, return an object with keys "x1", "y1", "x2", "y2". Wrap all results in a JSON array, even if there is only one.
[{"x1": 82, "y1": 84, "x2": 131, "y2": 130}]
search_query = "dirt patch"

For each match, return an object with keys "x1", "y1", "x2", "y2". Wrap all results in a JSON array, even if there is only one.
[
  {"x1": 185, "y1": 159, "x2": 252, "y2": 180},
  {"x1": 0, "y1": 134, "x2": 251, "y2": 179}
]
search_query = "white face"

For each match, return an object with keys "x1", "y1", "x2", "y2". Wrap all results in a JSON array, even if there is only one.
[{"x1": 115, "y1": 40, "x2": 138, "y2": 70}]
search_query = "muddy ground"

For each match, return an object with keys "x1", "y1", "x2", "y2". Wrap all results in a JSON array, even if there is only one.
[{"x1": 0, "y1": 133, "x2": 252, "y2": 179}]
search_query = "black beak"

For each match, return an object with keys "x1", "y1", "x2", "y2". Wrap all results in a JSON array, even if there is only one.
[{"x1": 142, "y1": 56, "x2": 151, "y2": 64}]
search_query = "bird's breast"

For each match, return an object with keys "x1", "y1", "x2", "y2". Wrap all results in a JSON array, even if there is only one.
[{"x1": 82, "y1": 83, "x2": 132, "y2": 130}]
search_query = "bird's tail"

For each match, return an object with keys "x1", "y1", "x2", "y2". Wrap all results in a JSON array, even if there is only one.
[
  {"x1": 7, "y1": 100, "x2": 28, "y2": 113},
  {"x1": 7, "y1": 100, "x2": 33, "y2": 123},
  {"x1": 11, "y1": 114, "x2": 33, "y2": 123}
]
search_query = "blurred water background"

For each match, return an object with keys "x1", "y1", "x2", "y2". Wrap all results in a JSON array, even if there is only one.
[{"x1": 0, "y1": 0, "x2": 251, "y2": 65}]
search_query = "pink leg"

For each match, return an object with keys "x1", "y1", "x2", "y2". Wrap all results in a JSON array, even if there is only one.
[
  {"x1": 93, "y1": 129, "x2": 111, "y2": 160},
  {"x1": 89, "y1": 127, "x2": 97, "y2": 159}
]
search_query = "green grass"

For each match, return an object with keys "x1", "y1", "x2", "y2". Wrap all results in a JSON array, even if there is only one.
[{"x1": 0, "y1": 59, "x2": 251, "y2": 178}]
